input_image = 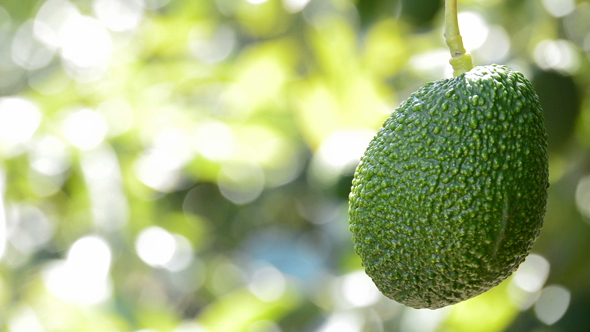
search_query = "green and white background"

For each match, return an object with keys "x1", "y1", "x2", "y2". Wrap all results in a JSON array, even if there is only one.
[{"x1": 0, "y1": 0, "x2": 588, "y2": 331}]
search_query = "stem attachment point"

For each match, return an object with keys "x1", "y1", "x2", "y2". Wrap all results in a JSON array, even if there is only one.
[{"x1": 445, "y1": 0, "x2": 474, "y2": 76}]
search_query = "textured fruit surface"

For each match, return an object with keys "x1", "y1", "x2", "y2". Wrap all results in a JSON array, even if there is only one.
[{"x1": 349, "y1": 65, "x2": 548, "y2": 309}]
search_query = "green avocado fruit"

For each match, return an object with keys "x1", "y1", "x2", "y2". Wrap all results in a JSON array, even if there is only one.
[{"x1": 348, "y1": 64, "x2": 549, "y2": 309}]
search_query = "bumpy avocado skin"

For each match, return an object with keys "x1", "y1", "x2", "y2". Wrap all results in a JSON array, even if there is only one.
[{"x1": 349, "y1": 65, "x2": 548, "y2": 309}]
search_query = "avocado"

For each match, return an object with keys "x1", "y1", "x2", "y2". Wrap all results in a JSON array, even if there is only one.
[{"x1": 348, "y1": 64, "x2": 548, "y2": 309}]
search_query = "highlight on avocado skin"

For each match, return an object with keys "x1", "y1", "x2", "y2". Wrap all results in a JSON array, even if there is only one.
[{"x1": 348, "y1": 64, "x2": 549, "y2": 309}]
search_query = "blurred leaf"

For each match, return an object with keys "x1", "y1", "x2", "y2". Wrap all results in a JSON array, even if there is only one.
[
  {"x1": 532, "y1": 69, "x2": 581, "y2": 153},
  {"x1": 293, "y1": 16, "x2": 395, "y2": 147},
  {"x1": 164, "y1": 212, "x2": 212, "y2": 251},
  {"x1": 136, "y1": 303, "x2": 180, "y2": 332},
  {"x1": 235, "y1": 0, "x2": 292, "y2": 37},
  {"x1": 307, "y1": 15, "x2": 360, "y2": 89},
  {"x1": 363, "y1": 18, "x2": 409, "y2": 77},
  {"x1": 400, "y1": 0, "x2": 442, "y2": 30},
  {"x1": 25, "y1": 284, "x2": 131, "y2": 332},
  {"x1": 227, "y1": 38, "x2": 298, "y2": 118},
  {"x1": 197, "y1": 286, "x2": 301, "y2": 332},
  {"x1": 574, "y1": 97, "x2": 590, "y2": 148},
  {"x1": 0, "y1": 0, "x2": 38, "y2": 23},
  {"x1": 356, "y1": 0, "x2": 400, "y2": 27},
  {"x1": 441, "y1": 280, "x2": 518, "y2": 332}
]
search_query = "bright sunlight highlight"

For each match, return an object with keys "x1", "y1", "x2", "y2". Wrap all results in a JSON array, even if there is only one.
[
  {"x1": 62, "y1": 108, "x2": 108, "y2": 150},
  {"x1": 0, "y1": 97, "x2": 42, "y2": 148},
  {"x1": 135, "y1": 226, "x2": 177, "y2": 268},
  {"x1": 43, "y1": 235, "x2": 112, "y2": 305}
]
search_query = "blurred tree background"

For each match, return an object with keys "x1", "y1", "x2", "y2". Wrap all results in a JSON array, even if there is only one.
[{"x1": 0, "y1": 0, "x2": 588, "y2": 331}]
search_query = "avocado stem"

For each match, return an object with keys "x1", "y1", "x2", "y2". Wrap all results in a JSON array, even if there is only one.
[{"x1": 445, "y1": 0, "x2": 474, "y2": 76}]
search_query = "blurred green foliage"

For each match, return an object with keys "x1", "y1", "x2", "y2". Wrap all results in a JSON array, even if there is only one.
[{"x1": 0, "y1": 0, "x2": 588, "y2": 331}]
